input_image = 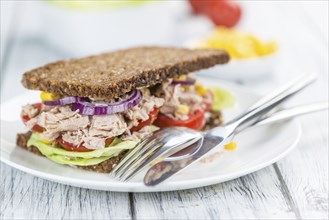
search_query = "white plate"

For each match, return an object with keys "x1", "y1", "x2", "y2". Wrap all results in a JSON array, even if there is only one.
[{"x1": 0, "y1": 79, "x2": 301, "y2": 192}]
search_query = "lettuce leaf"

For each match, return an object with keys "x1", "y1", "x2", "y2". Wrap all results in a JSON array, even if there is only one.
[
  {"x1": 27, "y1": 133, "x2": 139, "y2": 166},
  {"x1": 210, "y1": 87, "x2": 235, "y2": 111}
]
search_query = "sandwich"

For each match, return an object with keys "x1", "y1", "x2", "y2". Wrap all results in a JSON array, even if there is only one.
[{"x1": 17, "y1": 47, "x2": 230, "y2": 173}]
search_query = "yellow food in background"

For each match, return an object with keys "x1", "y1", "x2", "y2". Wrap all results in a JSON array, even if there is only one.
[
  {"x1": 224, "y1": 142, "x2": 237, "y2": 150},
  {"x1": 198, "y1": 27, "x2": 278, "y2": 59}
]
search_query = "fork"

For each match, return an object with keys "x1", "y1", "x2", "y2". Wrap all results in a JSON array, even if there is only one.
[
  {"x1": 109, "y1": 127, "x2": 202, "y2": 179},
  {"x1": 157, "y1": 101, "x2": 328, "y2": 162},
  {"x1": 110, "y1": 73, "x2": 316, "y2": 181}
]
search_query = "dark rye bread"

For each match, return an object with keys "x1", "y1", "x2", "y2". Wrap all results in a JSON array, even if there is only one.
[
  {"x1": 22, "y1": 47, "x2": 229, "y2": 99},
  {"x1": 15, "y1": 111, "x2": 223, "y2": 173}
]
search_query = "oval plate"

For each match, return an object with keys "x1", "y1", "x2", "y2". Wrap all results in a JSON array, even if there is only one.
[{"x1": 0, "y1": 78, "x2": 301, "y2": 192}]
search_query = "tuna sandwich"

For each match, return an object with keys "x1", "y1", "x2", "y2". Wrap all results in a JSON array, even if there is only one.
[{"x1": 17, "y1": 47, "x2": 231, "y2": 173}]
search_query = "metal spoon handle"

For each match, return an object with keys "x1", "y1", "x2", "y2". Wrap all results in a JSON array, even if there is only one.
[{"x1": 253, "y1": 102, "x2": 328, "y2": 127}]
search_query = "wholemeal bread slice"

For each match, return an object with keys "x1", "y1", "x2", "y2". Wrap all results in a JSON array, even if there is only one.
[{"x1": 22, "y1": 47, "x2": 229, "y2": 99}]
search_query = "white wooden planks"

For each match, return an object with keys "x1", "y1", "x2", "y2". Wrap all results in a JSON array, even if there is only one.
[
  {"x1": 269, "y1": 2, "x2": 329, "y2": 219},
  {"x1": 275, "y1": 114, "x2": 328, "y2": 219},
  {"x1": 0, "y1": 167, "x2": 132, "y2": 219},
  {"x1": 132, "y1": 167, "x2": 299, "y2": 219},
  {"x1": 0, "y1": 1, "x2": 328, "y2": 220}
]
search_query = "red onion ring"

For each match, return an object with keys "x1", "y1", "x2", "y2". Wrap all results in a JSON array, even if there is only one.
[
  {"x1": 171, "y1": 78, "x2": 196, "y2": 85},
  {"x1": 72, "y1": 89, "x2": 143, "y2": 115},
  {"x1": 43, "y1": 97, "x2": 90, "y2": 106}
]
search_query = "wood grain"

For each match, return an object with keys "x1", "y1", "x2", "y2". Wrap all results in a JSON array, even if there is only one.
[
  {"x1": 132, "y1": 167, "x2": 298, "y2": 219},
  {"x1": 0, "y1": 166, "x2": 132, "y2": 219},
  {"x1": 270, "y1": 3, "x2": 329, "y2": 219}
]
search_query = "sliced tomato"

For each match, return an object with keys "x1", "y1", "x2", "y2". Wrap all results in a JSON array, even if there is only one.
[
  {"x1": 22, "y1": 115, "x2": 30, "y2": 123},
  {"x1": 154, "y1": 109, "x2": 206, "y2": 130},
  {"x1": 33, "y1": 102, "x2": 43, "y2": 109},
  {"x1": 57, "y1": 136, "x2": 92, "y2": 152},
  {"x1": 57, "y1": 136, "x2": 114, "y2": 152},
  {"x1": 21, "y1": 115, "x2": 45, "y2": 132},
  {"x1": 105, "y1": 137, "x2": 115, "y2": 146},
  {"x1": 21, "y1": 103, "x2": 42, "y2": 122},
  {"x1": 31, "y1": 125, "x2": 45, "y2": 133},
  {"x1": 130, "y1": 108, "x2": 159, "y2": 132},
  {"x1": 21, "y1": 102, "x2": 45, "y2": 131}
]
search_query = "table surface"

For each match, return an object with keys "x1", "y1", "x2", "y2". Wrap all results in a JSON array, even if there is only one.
[{"x1": 1, "y1": 1, "x2": 328, "y2": 219}]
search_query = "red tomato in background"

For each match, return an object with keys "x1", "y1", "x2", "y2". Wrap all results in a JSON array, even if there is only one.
[
  {"x1": 154, "y1": 110, "x2": 206, "y2": 130},
  {"x1": 188, "y1": 0, "x2": 242, "y2": 28},
  {"x1": 189, "y1": 0, "x2": 210, "y2": 14},
  {"x1": 208, "y1": 0, "x2": 241, "y2": 27}
]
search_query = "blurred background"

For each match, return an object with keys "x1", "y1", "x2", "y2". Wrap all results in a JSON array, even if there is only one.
[{"x1": 1, "y1": 0, "x2": 328, "y2": 102}]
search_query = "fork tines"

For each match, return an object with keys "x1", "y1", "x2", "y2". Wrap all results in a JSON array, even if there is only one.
[{"x1": 110, "y1": 136, "x2": 163, "y2": 181}]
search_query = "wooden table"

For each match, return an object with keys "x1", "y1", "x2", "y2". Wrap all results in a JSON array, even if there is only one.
[{"x1": 1, "y1": 1, "x2": 328, "y2": 219}]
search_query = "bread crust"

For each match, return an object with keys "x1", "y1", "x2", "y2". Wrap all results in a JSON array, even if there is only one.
[{"x1": 22, "y1": 47, "x2": 229, "y2": 98}]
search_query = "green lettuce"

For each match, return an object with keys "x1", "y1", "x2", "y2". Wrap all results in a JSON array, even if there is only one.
[
  {"x1": 210, "y1": 87, "x2": 235, "y2": 111},
  {"x1": 27, "y1": 133, "x2": 139, "y2": 166}
]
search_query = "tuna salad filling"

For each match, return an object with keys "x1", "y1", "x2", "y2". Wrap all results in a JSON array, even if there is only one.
[
  {"x1": 22, "y1": 89, "x2": 164, "y2": 150},
  {"x1": 154, "y1": 79, "x2": 213, "y2": 120},
  {"x1": 20, "y1": 75, "x2": 234, "y2": 167}
]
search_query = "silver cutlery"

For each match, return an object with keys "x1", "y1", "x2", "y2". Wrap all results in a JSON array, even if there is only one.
[
  {"x1": 109, "y1": 127, "x2": 202, "y2": 179},
  {"x1": 144, "y1": 101, "x2": 328, "y2": 186},
  {"x1": 153, "y1": 101, "x2": 328, "y2": 163},
  {"x1": 145, "y1": 82, "x2": 329, "y2": 186},
  {"x1": 110, "y1": 73, "x2": 316, "y2": 182},
  {"x1": 251, "y1": 102, "x2": 328, "y2": 127}
]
